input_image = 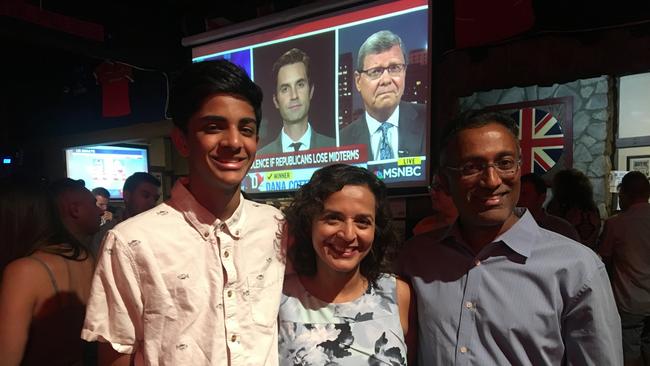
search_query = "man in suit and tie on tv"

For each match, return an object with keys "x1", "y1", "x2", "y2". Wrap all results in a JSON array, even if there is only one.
[
  {"x1": 258, "y1": 48, "x2": 334, "y2": 155},
  {"x1": 340, "y1": 30, "x2": 426, "y2": 160}
]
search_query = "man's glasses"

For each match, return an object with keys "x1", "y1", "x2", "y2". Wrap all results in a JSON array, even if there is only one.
[
  {"x1": 445, "y1": 158, "x2": 520, "y2": 178},
  {"x1": 358, "y1": 63, "x2": 406, "y2": 80}
]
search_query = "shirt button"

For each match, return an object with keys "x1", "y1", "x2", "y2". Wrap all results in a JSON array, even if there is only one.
[
  {"x1": 460, "y1": 346, "x2": 468, "y2": 353},
  {"x1": 231, "y1": 335, "x2": 237, "y2": 342},
  {"x1": 223, "y1": 251, "x2": 230, "y2": 258},
  {"x1": 227, "y1": 290, "x2": 233, "y2": 297},
  {"x1": 203, "y1": 231, "x2": 209, "y2": 237},
  {"x1": 465, "y1": 301, "x2": 473, "y2": 309}
]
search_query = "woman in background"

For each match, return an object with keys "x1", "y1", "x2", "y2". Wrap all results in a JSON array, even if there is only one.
[
  {"x1": 547, "y1": 168, "x2": 602, "y2": 249},
  {"x1": 0, "y1": 176, "x2": 95, "y2": 366},
  {"x1": 279, "y1": 164, "x2": 417, "y2": 365}
]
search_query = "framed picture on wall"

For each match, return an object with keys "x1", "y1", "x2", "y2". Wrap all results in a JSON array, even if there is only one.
[
  {"x1": 627, "y1": 155, "x2": 650, "y2": 177},
  {"x1": 484, "y1": 96, "x2": 574, "y2": 179}
]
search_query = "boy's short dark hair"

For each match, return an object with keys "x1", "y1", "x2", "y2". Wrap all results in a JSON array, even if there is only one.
[
  {"x1": 123, "y1": 172, "x2": 161, "y2": 194},
  {"x1": 168, "y1": 60, "x2": 263, "y2": 132}
]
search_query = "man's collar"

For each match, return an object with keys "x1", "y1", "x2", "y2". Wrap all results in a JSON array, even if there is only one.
[
  {"x1": 442, "y1": 208, "x2": 537, "y2": 258},
  {"x1": 365, "y1": 104, "x2": 400, "y2": 133},
  {"x1": 281, "y1": 122, "x2": 312, "y2": 151},
  {"x1": 169, "y1": 178, "x2": 246, "y2": 239}
]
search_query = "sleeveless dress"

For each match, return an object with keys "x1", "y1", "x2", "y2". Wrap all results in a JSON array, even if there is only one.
[
  {"x1": 21, "y1": 256, "x2": 88, "y2": 366},
  {"x1": 279, "y1": 273, "x2": 407, "y2": 366}
]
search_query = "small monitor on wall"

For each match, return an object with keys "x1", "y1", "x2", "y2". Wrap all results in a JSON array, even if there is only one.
[
  {"x1": 64, "y1": 144, "x2": 149, "y2": 199},
  {"x1": 189, "y1": 0, "x2": 431, "y2": 196}
]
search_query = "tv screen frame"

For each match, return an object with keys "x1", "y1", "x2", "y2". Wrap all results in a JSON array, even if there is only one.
[
  {"x1": 64, "y1": 143, "x2": 150, "y2": 200},
  {"x1": 186, "y1": 0, "x2": 431, "y2": 198}
]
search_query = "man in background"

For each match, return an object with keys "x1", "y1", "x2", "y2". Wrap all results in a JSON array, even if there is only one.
[
  {"x1": 400, "y1": 110, "x2": 621, "y2": 365},
  {"x1": 91, "y1": 187, "x2": 113, "y2": 226},
  {"x1": 599, "y1": 171, "x2": 650, "y2": 366},
  {"x1": 50, "y1": 178, "x2": 103, "y2": 248},
  {"x1": 258, "y1": 48, "x2": 334, "y2": 155},
  {"x1": 518, "y1": 172, "x2": 580, "y2": 241},
  {"x1": 90, "y1": 172, "x2": 160, "y2": 256},
  {"x1": 412, "y1": 174, "x2": 457, "y2": 236},
  {"x1": 340, "y1": 30, "x2": 426, "y2": 159}
]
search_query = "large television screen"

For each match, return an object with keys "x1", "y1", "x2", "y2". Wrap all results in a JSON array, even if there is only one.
[
  {"x1": 64, "y1": 144, "x2": 149, "y2": 199},
  {"x1": 190, "y1": 0, "x2": 430, "y2": 195}
]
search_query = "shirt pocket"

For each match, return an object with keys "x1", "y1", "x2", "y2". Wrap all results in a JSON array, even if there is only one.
[{"x1": 247, "y1": 266, "x2": 282, "y2": 327}]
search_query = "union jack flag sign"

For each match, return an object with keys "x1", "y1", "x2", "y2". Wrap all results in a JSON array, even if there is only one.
[{"x1": 512, "y1": 107, "x2": 565, "y2": 174}]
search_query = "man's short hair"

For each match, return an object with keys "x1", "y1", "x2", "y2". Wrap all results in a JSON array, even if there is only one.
[
  {"x1": 168, "y1": 60, "x2": 263, "y2": 132},
  {"x1": 272, "y1": 48, "x2": 311, "y2": 87},
  {"x1": 123, "y1": 172, "x2": 161, "y2": 194},
  {"x1": 438, "y1": 110, "x2": 520, "y2": 167},
  {"x1": 620, "y1": 170, "x2": 650, "y2": 198},
  {"x1": 49, "y1": 178, "x2": 87, "y2": 200},
  {"x1": 356, "y1": 30, "x2": 406, "y2": 71},
  {"x1": 521, "y1": 173, "x2": 547, "y2": 195},
  {"x1": 91, "y1": 187, "x2": 110, "y2": 199}
]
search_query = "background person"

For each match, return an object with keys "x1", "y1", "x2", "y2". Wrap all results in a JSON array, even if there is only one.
[
  {"x1": 412, "y1": 173, "x2": 458, "y2": 236},
  {"x1": 279, "y1": 163, "x2": 416, "y2": 365},
  {"x1": 0, "y1": 176, "x2": 95, "y2": 366},
  {"x1": 90, "y1": 172, "x2": 161, "y2": 256},
  {"x1": 340, "y1": 30, "x2": 426, "y2": 159},
  {"x1": 91, "y1": 187, "x2": 113, "y2": 226},
  {"x1": 518, "y1": 172, "x2": 580, "y2": 241},
  {"x1": 547, "y1": 168, "x2": 602, "y2": 249},
  {"x1": 258, "y1": 48, "x2": 334, "y2": 155},
  {"x1": 399, "y1": 110, "x2": 622, "y2": 365},
  {"x1": 50, "y1": 178, "x2": 103, "y2": 250},
  {"x1": 599, "y1": 171, "x2": 650, "y2": 366}
]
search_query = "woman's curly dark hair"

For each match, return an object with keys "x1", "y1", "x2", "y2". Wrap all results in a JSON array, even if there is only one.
[{"x1": 283, "y1": 163, "x2": 400, "y2": 287}]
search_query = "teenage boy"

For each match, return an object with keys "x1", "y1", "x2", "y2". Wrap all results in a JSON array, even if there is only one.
[{"x1": 82, "y1": 60, "x2": 285, "y2": 366}]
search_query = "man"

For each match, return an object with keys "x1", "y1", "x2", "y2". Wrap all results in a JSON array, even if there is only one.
[
  {"x1": 412, "y1": 173, "x2": 457, "y2": 236},
  {"x1": 258, "y1": 48, "x2": 334, "y2": 155},
  {"x1": 50, "y1": 178, "x2": 103, "y2": 247},
  {"x1": 82, "y1": 60, "x2": 285, "y2": 366},
  {"x1": 92, "y1": 187, "x2": 113, "y2": 225},
  {"x1": 340, "y1": 30, "x2": 426, "y2": 160},
  {"x1": 89, "y1": 172, "x2": 161, "y2": 256},
  {"x1": 518, "y1": 172, "x2": 580, "y2": 241},
  {"x1": 399, "y1": 110, "x2": 622, "y2": 365},
  {"x1": 599, "y1": 171, "x2": 650, "y2": 366}
]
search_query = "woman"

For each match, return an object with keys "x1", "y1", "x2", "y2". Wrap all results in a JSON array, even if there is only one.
[
  {"x1": 279, "y1": 164, "x2": 416, "y2": 365},
  {"x1": 0, "y1": 177, "x2": 95, "y2": 366}
]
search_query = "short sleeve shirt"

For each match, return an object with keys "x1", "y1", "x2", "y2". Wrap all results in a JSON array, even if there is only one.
[{"x1": 81, "y1": 180, "x2": 285, "y2": 366}]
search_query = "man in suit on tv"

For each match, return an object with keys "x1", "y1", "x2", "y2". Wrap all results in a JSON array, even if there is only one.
[
  {"x1": 258, "y1": 48, "x2": 334, "y2": 155},
  {"x1": 340, "y1": 30, "x2": 426, "y2": 160}
]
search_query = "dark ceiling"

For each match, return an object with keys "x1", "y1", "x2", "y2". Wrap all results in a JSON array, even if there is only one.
[
  {"x1": 3, "y1": 0, "x2": 650, "y2": 144},
  {"x1": 1, "y1": 0, "x2": 319, "y2": 72},
  {"x1": 0, "y1": 0, "x2": 323, "y2": 143}
]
